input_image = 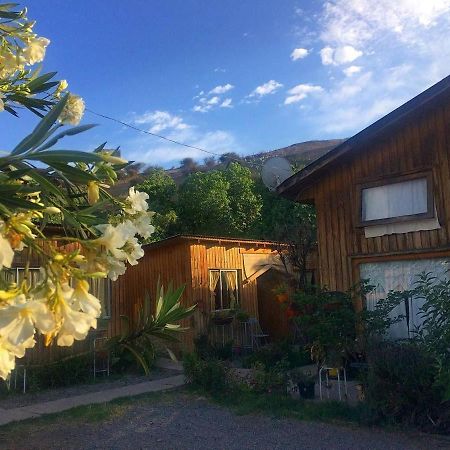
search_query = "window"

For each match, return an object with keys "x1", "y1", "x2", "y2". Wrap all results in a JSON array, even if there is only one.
[
  {"x1": 360, "y1": 258, "x2": 449, "y2": 339},
  {"x1": 1, "y1": 268, "x2": 111, "y2": 319},
  {"x1": 358, "y1": 173, "x2": 433, "y2": 226},
  {"x1": 209, "y1": 269, "x2": 239, "y2": 311}
]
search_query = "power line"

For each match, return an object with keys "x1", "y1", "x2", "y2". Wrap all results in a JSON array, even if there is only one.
[
  {"x1": 85, "y1": 108, "x2": 295, "y2": 176},
  {"x1": 85, "y1": 108, "x2": 259, "y2": 167}
]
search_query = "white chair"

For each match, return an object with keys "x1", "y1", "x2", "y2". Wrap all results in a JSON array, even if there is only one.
[{"x1": 319, "y1": 366, "x2": 348, "y2": 401}]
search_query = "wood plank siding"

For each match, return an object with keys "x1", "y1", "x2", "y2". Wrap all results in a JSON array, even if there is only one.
[
  {"x1": 293, "y1": 97, "x2": 450, "y2": 295},
  {"x1": 110, "y1": 236, "x2": 284, "y2": 351}
]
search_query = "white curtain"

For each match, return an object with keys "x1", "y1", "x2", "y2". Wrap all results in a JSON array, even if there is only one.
[
  {"x1": 362, "y1": 178, "x2": 428, "y2": 222},
  {"x1": 361, "y1": 258, "x2": 449, "y2": 339},
  {"x1": 209, "y1": 270, "x2": 221, "y2": 310}
]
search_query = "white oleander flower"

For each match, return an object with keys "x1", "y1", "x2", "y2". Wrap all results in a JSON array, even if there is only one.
[
  {"x1": 0, "y1": 334, "x2": 36, "y2": 380},
  {"x1": 133, "y1": 212, "x2": 155, "y2": 239},
  {"x1": 122, "y1": 236, "x2": 144, "y2": 266},
  {"x1": 95, "y1": 221, "x2": 135, "y2": 260},
  {"x1": 106, "y1": 256, "x2": 127, "y2": 281},
  {"x1": 59, "y1": 94, "x2": 85, "y2": 125},
  {"x1": 0, "y1": 294, "x2": 55, "y2": 346},
  {"x1": 124, "y1": 187, "x2": 149, "y2": 215},
  {"x1": 0, "y1": 339, "x2": 16, "y2": 380},
  {"x1": 71, "y1": 280, "x2": 101, "y2": 318},
  {"x1": 54, "y1": 284, "x2": 97, "y2": 347},
  {"x1": 0, "y1": 234, "x2": 14, "y2": 269},
  {"x1": 23, "y1": 37, "x2": 50, "y2": 65}
]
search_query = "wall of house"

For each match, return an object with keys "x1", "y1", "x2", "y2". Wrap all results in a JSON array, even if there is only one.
[
  {"x1": 109, "y1": 240, "x2": 193, "y2": 347},
  {"x1": 300, "y1": 99, "x2": 450, "y2": 296},
  {"x1": 188, "y1": 241, "x2": 260, "y2": 347}
]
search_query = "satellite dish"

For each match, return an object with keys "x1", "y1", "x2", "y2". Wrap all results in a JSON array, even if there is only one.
[{"x1": 261, "y1": 157, "x2": 293, "y2": 191}]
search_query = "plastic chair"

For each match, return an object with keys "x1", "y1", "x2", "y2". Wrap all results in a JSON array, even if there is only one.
[{"x1": 319, "y1": 366, "x2": 348, "y2": 401}]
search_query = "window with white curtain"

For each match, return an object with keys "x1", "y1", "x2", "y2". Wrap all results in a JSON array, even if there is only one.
[
  {"x1": 209, "y1": 269, "x2": 239, "y2": 311},
  {"x1": 360, "y1": 258, "x2": 449, "y2": 339},
  {"x1": 360, "y1": 175, "x2": 432, "y2": 225}
]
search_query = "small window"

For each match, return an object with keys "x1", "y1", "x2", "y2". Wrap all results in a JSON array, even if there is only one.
[
  {"x1": 359, "y1": 174, "x2": 433, "y2": 226},
  {"x1": 209, "y1": 269, "x2": 239, "y2": 311}
]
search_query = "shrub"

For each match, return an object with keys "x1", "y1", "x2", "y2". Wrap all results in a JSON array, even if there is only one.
[
  {"x1": 365, "y1": 342, "x2": 449, "y2": 431},
  {"x1": 194, "y1": 334, "x2": 233, "y2": 361},
  {"x1": 26, "y1": 354, "x2": 92, "y2": 390},
  {"x1": 183, "y1": 353, "x2": 228, "y2": 393},
  {"x1": 242, "y1": 341, "x2": 311, "y2": 370}
]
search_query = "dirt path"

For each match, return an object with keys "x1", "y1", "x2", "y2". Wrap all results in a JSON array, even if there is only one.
[{"x1": 0, "y1": 393, "x2": 448, "y2": 450}]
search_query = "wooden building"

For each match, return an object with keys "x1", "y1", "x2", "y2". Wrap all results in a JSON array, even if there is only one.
[
  {"x1": 277, "y1": 74, "x2": 450, "y2": 338},
  {"x1": 110, "y1": 235, "x2": 295, "y2": 350}
]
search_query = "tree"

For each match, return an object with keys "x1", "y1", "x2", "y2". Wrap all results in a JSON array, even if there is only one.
[
  {"x1": 219, "y1": 152, "x2": 240, "y2": 165},
  {"x1": 180, "y1": 157, "x2": 197, "y2": 174},
  {"x1": 203, "y1": 156, "x2": 217, "y2": 169},
  {"x1": 224, "y1": 163, "x2": 262, "y2": 233},
  {"x1": 177, "y1": 163, "x2": 262, "y2": 236},
  {"x1": 251, "y1": 179, "x2": 316, "y2": 290},
  {"x1": 137, "y1": 169, "x2": 179, "y2": 240},
  {"x1": 178, "y1": 171, "x2": 231, "y2": 235}
]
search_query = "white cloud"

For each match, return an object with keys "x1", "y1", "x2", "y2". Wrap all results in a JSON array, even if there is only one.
[
  {"x1": 291, "y1": 47, "x2": 309, "y2": 61},
  {"x1": 126, "y1": 113, "x2": 238, "y2": 166},
  {"x1": 343, "y1": 65, "x2": 362, "y2": 76},
  {"x1": 209, "y1": 83, "x2": 234, "y2": 94},
  {"x1": 248, "y1": 80, "x2": 283, "y2": 98},
  {"x1": 287, "y1": 1, "x2": 450, "y2": 135},
  {"x1": 220, "y1": 98, "x2": 233, "y2": 108},
  {"x1": 320, "y1": 45, "x2": 362, "y2": 65},
  {"x1": 134, "y1": 110, "x2": 189, "y2": 134},
  {"x1": 284, "y1": 84, "x2": 324, "y2": 105}
]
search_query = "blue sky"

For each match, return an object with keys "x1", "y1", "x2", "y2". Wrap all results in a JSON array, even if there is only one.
[{"x1": 2, "y1": 1, "x2": 450, "y2": 168}]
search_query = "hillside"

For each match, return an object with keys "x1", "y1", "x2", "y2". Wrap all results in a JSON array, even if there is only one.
[{"x1": 111, "y1": 138, "x2": 344, "y2": 195}]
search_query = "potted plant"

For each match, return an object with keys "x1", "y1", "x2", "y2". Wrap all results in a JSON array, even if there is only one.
[
  {"x1": 211, "y1": 309, "x2": 235, "y2": 325},
  {"x1": 235, "y1": 309, "x2": 249, "y2": 322},
  {"x1": 273, "y1": 283, "x2": 289, "y2": 304},
  {"x1": 290, "y1": 367, "x2": 316, "y2": 399}
]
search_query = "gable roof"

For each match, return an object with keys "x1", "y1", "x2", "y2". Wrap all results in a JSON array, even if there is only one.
[{"x1": 277, "y1": 74, "x2": 450, "y2": 201}]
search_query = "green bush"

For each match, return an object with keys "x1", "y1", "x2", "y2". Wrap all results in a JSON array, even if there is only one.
[
  {"x1": 26, "y1": 354, "x2": 92, "y2": 390},
  {"x1": 194, "y1": 334, "x2": 233, "y2": 361},
  {"x1": 366, "y1": 342, "x2": 449, "y2": 432},
  {"x1": 242, "y1": 341, "x2": 311, "y2": 370},
  {"x1": 183, "y1": 352, "x2": 228, "y2": 392}
]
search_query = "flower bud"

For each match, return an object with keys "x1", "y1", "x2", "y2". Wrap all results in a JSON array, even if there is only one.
[
  {"x1": 87, "y1": 181, "x2": 100, "y2": 205},
  {"x1": 44, "y1": 206, "x2": 61, "y2": 214}
]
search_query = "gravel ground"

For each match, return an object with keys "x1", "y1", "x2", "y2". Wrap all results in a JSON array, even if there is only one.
[
  {"x1": 0, "y1": 393, "x2": 448, "y2": 450},
  {"x1": 0, "y1": 368, "x2": 177, "y2": 409}
]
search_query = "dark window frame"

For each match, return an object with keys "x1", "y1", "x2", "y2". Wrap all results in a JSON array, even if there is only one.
[{"x1": 356, "y1": 171, "x2": 434, "y2": 227}]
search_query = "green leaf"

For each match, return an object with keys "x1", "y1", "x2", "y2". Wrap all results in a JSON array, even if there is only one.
[
  {"x1": 26, "y1": 170, "x2": 65, "y2": 198},
  {"x1": 36, "y1": 125, "x2": 97, "y2": 151},
  {"x1": 26, "y1": 72, "x2": 57, "y2": 91},
  {"x1": 12, "y1": 95, "x2": 69, "y2": 155},
  {"x1": 49, "y1": 162, "x2": 98, "y2": 183},
  {"x1": 26, "y1": 150, "x2": 103, "y2": 164},
  {"x1": 0, "y1": 197, "x2": 44, "y2": 210}
]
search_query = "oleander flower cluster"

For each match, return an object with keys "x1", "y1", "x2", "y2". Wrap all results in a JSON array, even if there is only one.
[
  {"x1": 0, "y1": 185, "x2": 155, "y2": 380},
  {"x1": 0, "y1": 4, "x2": 80, "y2": 119},
  {"x1": 0, "y1": 3, "x2": 156, "y2": 381}
]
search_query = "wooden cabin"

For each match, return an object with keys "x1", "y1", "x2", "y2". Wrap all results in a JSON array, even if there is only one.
[
  {"x1": 110, "y1": 235, "x2": 300, "y2": 350},
  {"x1": 277, "y1": 74, "x2": 450, "y2": 338}
]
